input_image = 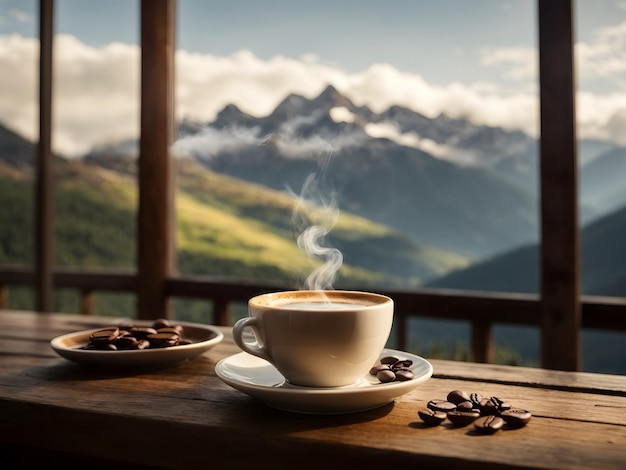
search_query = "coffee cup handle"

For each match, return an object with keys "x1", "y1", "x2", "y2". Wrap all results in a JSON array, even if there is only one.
[{"x1": 232, "y1": 317, "x2": 271, "y2": 362}]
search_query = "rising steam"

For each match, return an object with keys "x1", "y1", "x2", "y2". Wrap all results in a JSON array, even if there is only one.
[
  {"x1": 291, "y1": 152, "x2": 343, "y2": 291},
  {"x1": 169, "y1": 121, "x2": 346, "y2": 291}
]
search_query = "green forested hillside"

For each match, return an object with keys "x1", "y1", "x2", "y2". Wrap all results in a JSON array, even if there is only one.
[{"x1": 0, "y1": 156, "x2": 469, "y2": 318}]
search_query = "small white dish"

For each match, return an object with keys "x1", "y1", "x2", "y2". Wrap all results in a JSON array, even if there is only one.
[
  {"x1": 215, "y1": 348, "x2": 433, "y2": 414},
  {"x1": 50, "y1": 321, "x2": 223, "y2": 368}
]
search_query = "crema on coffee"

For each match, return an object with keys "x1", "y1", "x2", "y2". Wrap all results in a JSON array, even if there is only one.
[{"x1": 280, "y1": 301, "x2": 366, "y2": 310}]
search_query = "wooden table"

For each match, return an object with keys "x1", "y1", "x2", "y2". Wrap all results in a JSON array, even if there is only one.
[{"x1": 1, "y1": 310, "x2": 625, "y2": 469}]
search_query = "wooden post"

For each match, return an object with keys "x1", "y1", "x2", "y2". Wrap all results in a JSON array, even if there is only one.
[
  {"x1": 538, "y1": 0, "x2": 581, "y2": 371},
  {"x1": 138, "y1": 0, "x2": 176, "y2": 320},
  {"x1": 213, "y1": 299, "x2": 230, "y2": 326},
  {"x1": 395, "y1": 311, "x2": 407, "y2": 352},
  {"x1": 471, "y1": 320, "x2": 493, "y2": 363},
  {"x1": 0, "y1": 284, "x2": 7, "y2": 309},
  {"x1": 80, "y1": 290, "x2": 94, "y2": 315},
  {"x1": 35, "y1": 0, "x2": 54, "y2": 313}
]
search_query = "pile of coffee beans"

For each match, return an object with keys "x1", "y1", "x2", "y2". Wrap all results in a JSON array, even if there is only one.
[
  {"x1": 418, "y1": 389, "x2": 531, "y2": 434},
  {"x1": 81, "y1": 318, "x2": 192, "y2": 351},
  {"x1": 369, "y1": 355, "x2": 415, "y2": 383}
]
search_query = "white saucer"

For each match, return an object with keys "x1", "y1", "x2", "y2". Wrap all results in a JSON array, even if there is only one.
[
  {"x1": 215, "y1": 348, "x2": 433, "y2": 414},
  {"x1": 50, "y1": 321, "x2": 223, "y2": 368}
]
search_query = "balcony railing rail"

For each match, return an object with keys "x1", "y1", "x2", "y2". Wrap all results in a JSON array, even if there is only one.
[{"x1": 2, "y1": 267, "x2": 626, "y2": 364}]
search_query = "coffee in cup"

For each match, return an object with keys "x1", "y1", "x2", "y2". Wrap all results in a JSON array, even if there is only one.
[{"x1": 232, "y1": 290, "x2": 394, "y2": 387}]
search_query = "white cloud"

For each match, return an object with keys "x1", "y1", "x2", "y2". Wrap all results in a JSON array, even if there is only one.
[
  {"x1": 2, "y1": 32, "x2": 626, "y2": 156},
  {"x1": 171, "y1": 125, "x2": 265, "y2": 159},
  {"x1": 0, "y1": 34, "x2": 139, "y2": 156},
  {"x1": 576, "y1": 21, "x2": 626, "y2": 81},
  {"x1": 572, "y1": 20, "x2": 626, "y2": 140},
  {"x1": 480, "y1": 47, "x2": 537, "y2": 81},
  {"x1": 172, "y1": 117, "x2": 366, "y2": 162},
  {"x1": 365, "y1": 122, "x2": 415, "y2": 144},
  {"x1": 0, "y1": 34, "x2": 38, "y2": 140},
  {"x1": 476, "y1": 18, "x2": 626, "y2": 141},
  {"x1": 273, "y1": 134, "x2": 340, "y2": 159},
  {"x1": 0, "y1": 8, "x2": 31, "y2": 25},
  {"x1": 329, "y1": 106, "x2": 355, "y2": 123},
  {"x1": 478, "y1": 20, "x2": 626, "y2": 87},
  {"x1": 10, "y1": 8, "x2": 31, "y2": 23},
  {"x1": 52, "y1": 35, "x2": 140, "y2": 155},
  {"x1": 364, "y1": 122, "x2": 457, "y2": 161},
  {"x1": 577, "y1": 90, "x2": 626, "y2": 143}
]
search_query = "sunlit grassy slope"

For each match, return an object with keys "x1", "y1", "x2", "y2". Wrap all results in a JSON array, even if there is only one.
[{"x1": 175, "y1": 158, "x2": 469, "y2": 286}]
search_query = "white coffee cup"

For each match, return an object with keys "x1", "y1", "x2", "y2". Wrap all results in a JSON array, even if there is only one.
[{"x1": 232, "y1": 290, "x2": 394, "y2": 387}]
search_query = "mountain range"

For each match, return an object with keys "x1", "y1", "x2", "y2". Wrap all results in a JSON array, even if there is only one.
[{"x1": 88, "y1": 85, "x2": 626, "y2": 258}]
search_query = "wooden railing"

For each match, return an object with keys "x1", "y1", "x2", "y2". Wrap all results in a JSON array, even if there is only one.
[{"x1": 2, "y1": 267, "x2": 626, "y2": 364}]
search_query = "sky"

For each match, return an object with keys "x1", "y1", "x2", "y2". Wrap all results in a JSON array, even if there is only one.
[{"x1": 1, "y1": 0, "x2": 626, "y2": 156}]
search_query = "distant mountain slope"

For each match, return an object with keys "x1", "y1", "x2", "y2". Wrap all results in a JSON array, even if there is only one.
[
  {"x1": 426, "y1": 244, "x2": 538, "y2": 293},
  {"x1": 0, "y1": 124, "x2": 36, "y2": 168},
  {"x1": 580, "y1": 146, "x2": 626, "y2": 214},
  {"x1": 426, "y1": 204, "x2": 626, "y2": 297}
]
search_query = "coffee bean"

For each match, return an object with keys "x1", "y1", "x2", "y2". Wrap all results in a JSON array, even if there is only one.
[
  {"x1": 418, "y1": 409, "x2": 447, "y2": 426},
  {"x1": 152, "y1": 318, "x2": 170, "y2": 329},
  {"x1": 369, "y1": 364, "x2": 391, "y2": 375},
  {"x1": 370, "y1": 357, "x2": 415, "y2": 383},
  {"x1": 394, "y1": 369, "x2": 415, "y2": 381},
  {"x1": 478, "y1": 398, "x2": 499, "y2": 415},
  {"x1": 447, "y1": 410, "x2": 480, "y2": 427},
  {"x1": 172, "y1": 324, "x2": 184, "y2": 335},
  {"x1": 86, "y1": 342, "x2": 115, "y2": 350},
  {"x1": 474, "y1": 415, "x2": 504, "y2": 434},
  {"x1": 156, "y1": 327, "x2": 181, "y2": 336},
  {"x1": 456, "y1": 400, "x2": 474, "y2": 412},
  {"x1": 470, "y1": 392, "x2": 483, "y2": 407},
  {"x1": 491, "y1": 396, "x2": 512, "y2": 412},
  {"x1": 393, "y1": 359, "x2": 413, "y2": 368},
  {"x1": 380, "y1": 356, "x2": 400, "y2": 365},
  {"x1": 417, "y1": 390, "x2": 531, "y2": 434},
  {"x1": 377, "y1": 369, "x2": 396, "y2": 383},
  {"x1": 147, "y1": 332, "x2": 179, "y2": 348},
  {"x1": 115, "y1": 335, "x2": 139, "y2": 350},
  {"x1": 501, "y1": 409, "x2": 532, "y2": 428},
  {"x1": 130, "y1": 327, "x2": 157, "y2": 340},
  {"x1": 81, "y1": 322, "x2": 192, "y2": 351},
  {"x1": 89, "y1": 328, "x2": 119, "y2": 343},
  {"x1": 447, "y1": 390, "x2": 471, "y2": 404},
  {"x1": 427, "y1": 399, "x2": 457, "y2": 412}
]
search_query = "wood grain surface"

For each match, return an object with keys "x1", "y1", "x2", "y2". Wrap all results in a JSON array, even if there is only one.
[{"x1": 1, "y1": 311, "x2": 624, "y2": 469}]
